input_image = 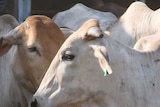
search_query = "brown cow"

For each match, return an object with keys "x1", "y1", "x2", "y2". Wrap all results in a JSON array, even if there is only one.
[{"x1": 0, "y1": 15, "x2": 65, "y2": 107}]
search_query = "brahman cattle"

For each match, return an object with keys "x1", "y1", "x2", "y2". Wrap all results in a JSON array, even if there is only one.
[
  {"x1": 31, "y1": 19, "x2": 160, "y2": 107},
  {"x1": 0, "y1": 15, "x2": 65, "y2": 107},
  {"x1": 53, "y1": 3, "x2": 117, "y2": 31},
  {"x1": 108, "y1": 1, "x2": 160, "y2": 47}
]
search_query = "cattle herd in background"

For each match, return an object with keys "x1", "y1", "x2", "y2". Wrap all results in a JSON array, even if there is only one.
[{"x1": 0, "y1": 1, "x2": 160, "y2": 107}]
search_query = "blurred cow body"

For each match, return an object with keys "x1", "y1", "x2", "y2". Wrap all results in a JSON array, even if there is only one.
[
  {"x1": 53, "y1": 3, "x2": 117, "y2": 31},
  {"x1": 0, "y1": 14, "x2": 19, "y2": 107},
  {"x1": 109, "y1": 1, "x2": 160, "y2": 47}
]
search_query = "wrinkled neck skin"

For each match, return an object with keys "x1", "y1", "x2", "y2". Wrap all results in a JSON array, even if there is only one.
[{"x1": 0, "y1": 47, "x2": 27, "y2": 107}]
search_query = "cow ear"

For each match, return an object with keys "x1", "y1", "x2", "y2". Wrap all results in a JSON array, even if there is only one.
[
  {"x1": 0, "y1": 36, "x2": 15, "y2": 57},
  {"x1": 83, "y1": 26, "x2": 104, "y2": 40},
  {"x1": 93, "y1": 46, "x2": 112, "y2": 76}
]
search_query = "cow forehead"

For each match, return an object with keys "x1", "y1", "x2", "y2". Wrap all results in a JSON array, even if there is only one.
[
  {"x1": 22, "y1": 16, "x2": 60, "y2": 46},
  {"x1": 58, "y1": 21, "x2": 104, "y2": 52}
]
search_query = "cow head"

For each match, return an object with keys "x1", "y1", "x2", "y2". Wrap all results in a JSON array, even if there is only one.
[
  {"x1": 0, "y1": 15, "x2": 65, "y2": 97},
  {"x1": 31, "y1": 19, "x2": 112, "y2": 107}
]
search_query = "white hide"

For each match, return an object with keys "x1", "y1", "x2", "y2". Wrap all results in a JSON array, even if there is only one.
[
  {"x1": 32, "y1": 19, "x2": 160, "y2": 107},
  {"x1": 53, "y1": 3, "x2": 117, "y2": 31},
  {"x1": 108, "y1": 1, "x2": 160, "y2": 47}
]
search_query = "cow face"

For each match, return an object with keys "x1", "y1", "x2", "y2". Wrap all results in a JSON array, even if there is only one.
[
  {"x1": 0, "y1": 15, "x2": 65, "y2": 92},
  {"x1": 31, "y1": 19, "x2": 112, "y2": 107}
]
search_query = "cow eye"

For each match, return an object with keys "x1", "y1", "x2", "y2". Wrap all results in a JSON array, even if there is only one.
[
  {"x1": 28, "y1": 47, "x2": 41, "y2": 56},
  {"x1": 28, "y1": 47, "x2": 37, "y2": 52},
  {"x1": 62, "y1": 51, "x2": 75, "y2": 61}
]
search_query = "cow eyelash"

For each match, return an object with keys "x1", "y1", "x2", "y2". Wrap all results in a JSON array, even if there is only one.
[
  {"x1": 28, "y1": 47, "x2": 41, "y2": 56},
  {"x1": 62, "y1": 51, "x2": 75, "y2": 61}
]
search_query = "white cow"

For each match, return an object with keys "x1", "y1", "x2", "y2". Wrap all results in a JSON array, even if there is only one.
[
  {"x1": 0, "y1": 14, "x2": 19, "y2": 107},
  {"x1": 108, "y1": 1, "x2": 160, "y2": 47},
  {"x1": 0, "y1": 15, "x2": 65, "y2": 107},
  {"x1": 53, "y1": 3, "x2": 117, "y2": 31},
  {"x1": 134, "y1": 33, "x2": 160, "y2": 52},
  {"x1": 31, "y1": 19, "x2": 160, "y2": 107}
]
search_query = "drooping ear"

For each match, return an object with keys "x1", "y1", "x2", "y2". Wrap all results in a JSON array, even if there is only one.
[
  {"x1": 83, "y1": 26, "x2": 104, "y2": 40},
  {"x1": 93, "y1": 46, "x2": 112, "y2": 76},
  {"x1": 0, "y1": 26, "x2": 21, "y2": 57},
  {"x1": 0, "y1": 36, "x2": 16, "y2": 57}
]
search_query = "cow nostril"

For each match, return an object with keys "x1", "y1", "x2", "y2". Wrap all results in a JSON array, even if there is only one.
[{"x1": 31, "y1": 98, "x2": 37, "y2": 107}]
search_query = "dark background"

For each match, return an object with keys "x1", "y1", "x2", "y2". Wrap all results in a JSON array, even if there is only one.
[{"x1": 0, "y1": 0, "x2": 160, "y2": 20}]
